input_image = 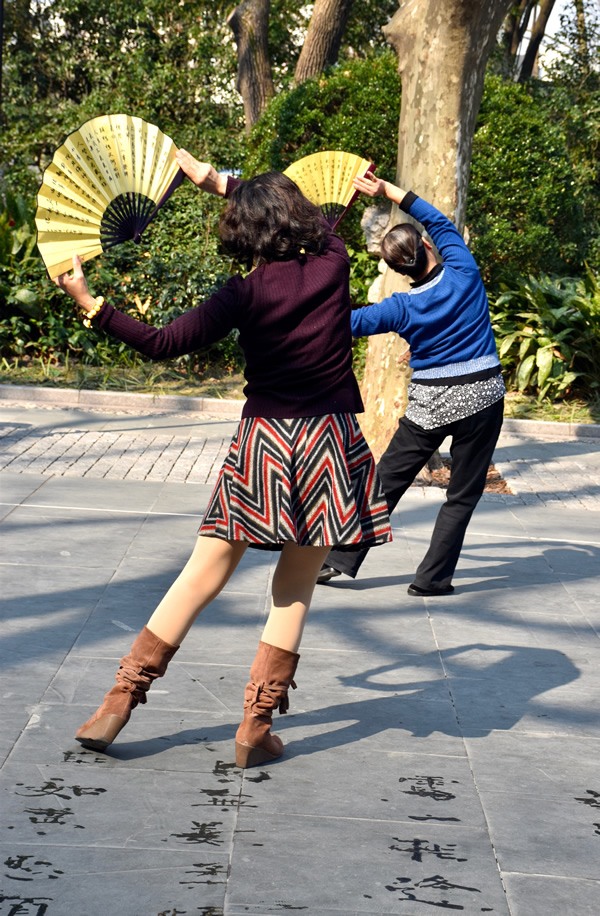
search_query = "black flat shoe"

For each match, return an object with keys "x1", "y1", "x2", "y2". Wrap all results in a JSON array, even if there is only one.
[
  {"x1": 407, "y1": 583, "x2": 455, "y2": 597},
  {"x1": 317, "y1": 565, "x2": 342, "y2": 584}
]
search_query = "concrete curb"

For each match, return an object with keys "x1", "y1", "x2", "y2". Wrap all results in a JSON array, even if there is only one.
[
  {"x1": 501, "y1": 417, "x2": 600, "y2": 440},
  {"x1": 0, "y1": 383, "x2": 244, "y2": 419},
  {"x1": 1, "y1": 383, "x2": 600, "y2": 440}
]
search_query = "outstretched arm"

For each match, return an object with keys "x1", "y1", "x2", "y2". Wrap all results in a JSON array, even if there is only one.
[
  {"x1": 54, "y1": 255, "x2": 240, "y2": 360},
  {"x1": 176, "y1": 149, "x2": 228, "y2": 196},
  {"x1": 355, "y1": 171, "x2": 478, "y2": 272}
]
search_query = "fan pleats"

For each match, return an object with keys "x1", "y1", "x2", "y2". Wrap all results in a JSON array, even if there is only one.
[
  {"x1": 36, "y1": 114, "x2": 184, "y2": 279},
  {"x1": 283, "y1": 151, "x2": 374, "y2": 228}
]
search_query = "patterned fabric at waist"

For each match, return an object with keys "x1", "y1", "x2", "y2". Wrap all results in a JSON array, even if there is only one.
[
  {"x1": 410, "y1": 365, "x2": 502, "y2": 387},
  {"x1": 405, "y1": 374, "x2": 506, "y2": 430},
  {"x1": 198, "y1": 413, "x2": 392, "y2": 549}
]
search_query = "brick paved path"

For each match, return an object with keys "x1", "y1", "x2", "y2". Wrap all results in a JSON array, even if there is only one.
[
  {"x1": 494, "y1": 430, "x2": 600, "y2": 511},
  {"x1": 2, "y1": 405, "x2": 600, "y2": 509},
  {"x1": 0, "y1": 418, "x2": 233, "y2": 486}
]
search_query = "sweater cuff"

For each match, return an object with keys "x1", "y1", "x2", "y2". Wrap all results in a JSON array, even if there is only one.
[
  {"x1": 225, "y1": 175, "x2": 241, "y2": 198},
  {"x1": 94, "y1": 301, "x2": 117, "y2": 329},
  {"x1": 399, "y1": 190, "x2": 418, "y2": 212}
]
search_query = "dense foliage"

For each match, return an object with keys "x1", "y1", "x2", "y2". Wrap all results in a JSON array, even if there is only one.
[
  {"x1": 1, "y1": 0, "x2": 599, "y2": 399},
  {"x1": 2, "y1": 0, "x2": 245, "y2": 200},
  {"x1": 490, "y1": 271, "x2": 600, "y2": 400},
  {"x1": 467, "y1": 74, "x2": 597, "y2": 289}
]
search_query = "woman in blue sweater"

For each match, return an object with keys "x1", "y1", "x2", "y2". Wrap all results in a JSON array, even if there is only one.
[{"x1": 320, "y1": 171, "x2": 505, "y2": 596}]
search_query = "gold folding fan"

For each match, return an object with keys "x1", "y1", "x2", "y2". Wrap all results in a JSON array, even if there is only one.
[
  {"x1": 36, "y1": 114, "x2": 185, "y2": 279},
  {"x1": 283, "y1": 150, "x2": 374, "y2": 229}
]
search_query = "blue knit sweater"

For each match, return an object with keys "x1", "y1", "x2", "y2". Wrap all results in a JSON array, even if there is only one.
[{"x1": 351, "y1": 193, "x2": 499, "y2": 378}]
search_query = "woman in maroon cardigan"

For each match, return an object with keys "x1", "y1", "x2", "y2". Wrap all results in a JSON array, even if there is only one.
[{"x1": 54, "y1": 150, "x2": 391, "y2": 768}]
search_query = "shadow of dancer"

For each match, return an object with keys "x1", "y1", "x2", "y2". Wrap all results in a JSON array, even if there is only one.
[{"x1": 104, "y1": 642, "x2": 580, "y2": 761}]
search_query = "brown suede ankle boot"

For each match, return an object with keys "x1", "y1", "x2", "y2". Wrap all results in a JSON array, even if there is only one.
[
  {"x1": 75, "y1": 626, "x2": 179, "y2": 751},
  {"x1": 235, "y1": 641, "x2": 299, "y2": 769}
]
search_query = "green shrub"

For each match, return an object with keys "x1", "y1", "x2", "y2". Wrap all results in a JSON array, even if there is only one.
[
  {"x1": 490, "y1": 271, "x2": 600, "y2": 399},
  {"x1": 468, "y1": 74, "x2": 587, "y2": 290},
  {"x1": 0, "y1": 181, "x2": 243, "y2": 372},
  {"x1": 246, "y1": 51, "x2": 400, "y2": 179}
]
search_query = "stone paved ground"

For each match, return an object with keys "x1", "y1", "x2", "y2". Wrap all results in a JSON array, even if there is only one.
[
  {"x1": 0, "y1": 417, "x2": 232, "y2": 485},
  {"x1": 1, "y1": 393, "x2": 600, "y2": 915},
  {"x1": 2, "y1": 398, "x2": 600, "y2": 511}
]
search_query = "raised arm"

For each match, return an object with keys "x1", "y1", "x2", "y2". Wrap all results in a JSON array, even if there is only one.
[
  {"x1": 175, "y1": 150, "x2": 228, "y2": 197},
  {"x1": 353, "y1": 171, "x2": 408, "y2": 206},
  {"x1": 354, "y1": 172, "x2": 477, "y2": 273}
]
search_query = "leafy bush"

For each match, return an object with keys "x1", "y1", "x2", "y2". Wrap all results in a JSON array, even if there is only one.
[
  {"x1": 0, "y1": 182, "x2": 243, "y2": 372},
  {"x1": 468, "y1": 74, "x2": 589, "y2": 290},
  {"x1": 0, "y1": 191, "x2": 49, "y2": 356},
  {"x1": 246, "y1": 51, "x2": 400, "y2": 179},
  {"x1": 490, "y1": 271, "x2": 600, "y2": 399}
]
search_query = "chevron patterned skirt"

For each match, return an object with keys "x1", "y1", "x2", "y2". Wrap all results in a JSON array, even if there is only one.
[{"x1": 198, "y1": 413, "x2": 392, "y2": 549}]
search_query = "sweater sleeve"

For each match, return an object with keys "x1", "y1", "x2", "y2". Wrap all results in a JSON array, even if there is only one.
[
  {"x1": 94, "y1": 277, "x2": 244, "y2": 361},
  {"x1": 350, "y1": 293, "x2": 406, "y2": 338},
  {"x1": 401, "y1": 193, "x2": 479, "y2": 273}
]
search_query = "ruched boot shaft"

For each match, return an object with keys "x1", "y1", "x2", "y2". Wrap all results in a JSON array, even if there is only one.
[
  {"x1": 235, "y1": 641, "x2": 299, "y2": 768},
  {"x1": 75, "y1": 626, "x2": 179, "y2": 751}
]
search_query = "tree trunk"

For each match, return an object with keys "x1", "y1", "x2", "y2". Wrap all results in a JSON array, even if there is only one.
[
  {"x1": 501, "y1": 0, "x2": 535, "y2": 74},
  {"x1": 574, "y1": 0, "x2": 591, "y2": 76},
  {"x1": 518, "y1": 0, "x2": 557, "y2": 81},
  {"x1": 294, "y1": 0, "x2": 354, "y2": 85},
  {"x1": 227, "y1": 0, "x2": 275, "y2": 132},
  {"x1": 359, "y1": 0, "x2": 512, "y2": 456}
]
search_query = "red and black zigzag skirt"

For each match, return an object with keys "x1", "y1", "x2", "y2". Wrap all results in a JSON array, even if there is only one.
[{"x1": 199, "y1": 413, "x2": 392, "y2": 550}]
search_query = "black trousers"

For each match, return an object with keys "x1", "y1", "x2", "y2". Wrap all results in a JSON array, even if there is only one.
[{"x1": 327, "y1": 398, "x2": 504, "y2": 588}]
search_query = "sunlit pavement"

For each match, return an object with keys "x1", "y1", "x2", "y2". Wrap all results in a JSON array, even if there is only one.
[{"x1": 1, "y1": 388, "x2": 599, "y2": 915}]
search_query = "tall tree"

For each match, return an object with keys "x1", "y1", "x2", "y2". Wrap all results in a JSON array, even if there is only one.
[
  {"x1": 574, "y1": 0, "x2": 593, "y2": 76},
  {"x1": 227, "y1": 0, "x2": 275, "y2": 133},
  {"x1": 500, "y1": 0, "x2": 558, "y2": 81},
  {"x1": 359, "y1": 0, "x2": 513, "y2": 455},
  {"x1": 294, "y1": 0, "x2": 354, "y2": 85},
  {"x1": 227, "y1": 0, "x2": 395, "y2": 129},
  {"x1": 518, "y1": 0, "x2": 558, "y2": 80}
]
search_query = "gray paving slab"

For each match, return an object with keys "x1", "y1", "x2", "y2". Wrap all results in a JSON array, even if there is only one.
[{"x1": 1, "y1": 393, "x2": 600, "y2": 914}]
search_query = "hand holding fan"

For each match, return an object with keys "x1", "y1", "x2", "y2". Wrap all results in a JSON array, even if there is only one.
[
  {"x1": 36, "y1": 114, "x2": 185, "y2": 279},
  {"x1": 283, "y1": 150, "x2": 375, "y2": 229}
]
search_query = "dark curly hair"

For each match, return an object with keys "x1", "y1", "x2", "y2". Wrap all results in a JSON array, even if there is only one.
[
  {"x1": 218, "y1": 172, "x2": 330, "y2": 269},
  {"x1": 380, "y1": 223, "x2": 428, "y2": 279}
]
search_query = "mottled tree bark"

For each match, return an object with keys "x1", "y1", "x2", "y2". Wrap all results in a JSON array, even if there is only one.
[
  {"x1": 294, "y1": 0, "x2": 355, "y2": 85},
  {"x1": 574, "y1": 0, "x2": 592, "y2": 76},
  {"x1": 227, "y1": 0, "x2": 275, "y2": 132},
  {"x1": 359, "y1": 0, "x2": 513, "y2": 455}
]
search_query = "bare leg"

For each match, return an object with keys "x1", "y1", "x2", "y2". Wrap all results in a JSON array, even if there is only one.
[
  {"x1": 261, "y1": 542, "x2": 331, "y2": 652},
  {"x1": 147, "y1": 535, "x2": 248, "y2": 646}
]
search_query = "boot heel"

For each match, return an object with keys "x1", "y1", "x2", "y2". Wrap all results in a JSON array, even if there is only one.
[
  {"x1": 235, "y1": 740, "x2": 281, "y2": 769},
  {"x1": 76, "y1": 713, "x2": 127, "y2": 751},
  {"x1": 74, "y1": 627, "x2": 179, "y2": 751}
]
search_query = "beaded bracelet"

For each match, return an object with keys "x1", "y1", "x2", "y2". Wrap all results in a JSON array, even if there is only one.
[{"x1": 82, "y1": 296, "x2": 105, "y2": 328}]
